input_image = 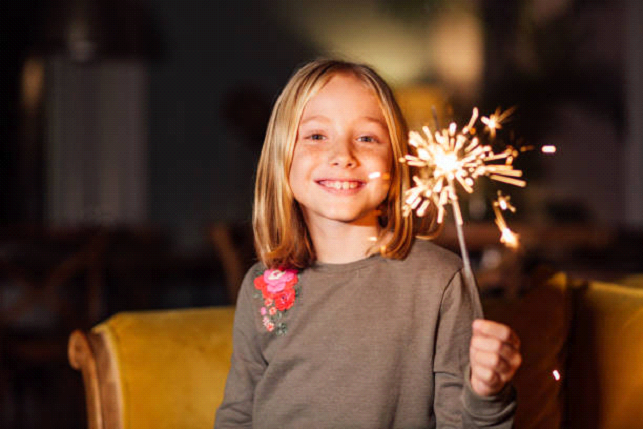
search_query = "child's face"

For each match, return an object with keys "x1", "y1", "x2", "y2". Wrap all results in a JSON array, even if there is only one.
[{"x1": 289, "y1": 73, "x2": 392, "y2": 230}]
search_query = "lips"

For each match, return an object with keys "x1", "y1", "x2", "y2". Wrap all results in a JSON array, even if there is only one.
[{"x1": 316, "y1": 180, "x2": 364, "y2": 190}]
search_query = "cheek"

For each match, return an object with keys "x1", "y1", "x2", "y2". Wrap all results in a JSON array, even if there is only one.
[{"x1": 288, "y1": 152, "x2": 309, "y2": 200}]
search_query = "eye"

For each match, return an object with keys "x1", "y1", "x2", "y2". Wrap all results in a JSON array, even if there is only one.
[
  {"x1": 309, "y1": 134, "x2": 326, "y2": 141},
  {"x1": 357, "y1": 135, "x2": 378, "y2": 143}
]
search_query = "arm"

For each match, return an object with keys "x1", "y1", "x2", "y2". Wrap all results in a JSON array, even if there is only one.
[
  {"x1": 214, "y1": 269, "x2": 267, "y2": 428},
  {"x1": 433, "y1": 270, "x2": 517, "y2": 428}
]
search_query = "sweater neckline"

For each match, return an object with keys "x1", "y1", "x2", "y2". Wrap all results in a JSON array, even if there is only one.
[{"x1": 309, "y1": 252, "x2": 382, "y2": 274}]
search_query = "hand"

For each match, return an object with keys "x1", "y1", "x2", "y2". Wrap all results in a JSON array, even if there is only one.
[{"x1": 469, "y1": 319, "x2": 522, "y2": 397}]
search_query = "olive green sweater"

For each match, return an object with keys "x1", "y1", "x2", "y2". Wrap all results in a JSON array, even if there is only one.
[{"x1": 215, "y1": 240, "x2": 516, "y2": 428}]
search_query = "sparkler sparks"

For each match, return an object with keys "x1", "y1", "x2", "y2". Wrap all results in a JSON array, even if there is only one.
[
  {"x1": 493, "y1": 192, "x2": 520, "y2": 248},
  {"x1": 401, "y1": 107, "x2": 525, "y2": 235},
  {"x1": 541, "y1": 145, "x2": 557, "y2": 154},
  {"x1": 481, "y1": 107, "x2": 515, "y2": 139},
  {"x1": 400, "y1": 107, "x2": 527, "y2": 293}
]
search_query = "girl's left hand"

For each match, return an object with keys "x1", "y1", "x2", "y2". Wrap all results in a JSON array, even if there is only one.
[{"x1": 469, "y1": 319, "x2": 522, "y2": 397}]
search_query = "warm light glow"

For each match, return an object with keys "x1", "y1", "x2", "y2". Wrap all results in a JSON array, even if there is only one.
[
  {"x1": 542, "y1": 145, "x2": 557, "y2": 154},
  {"x1": 22, "y1": 57, "x2": 45, "y2": 112},
  {"x1": 553, "y1": 369, "x2": 561, "y2": 381},
  {"x1": 275, "y1": 1, "x2": 434, "y2": 85},
  {"x1": 368, "y1": 171, "x2": 382, "y2": 179},
  {"x1": 429, "y1": 11, "x2": 484, "y2": 97}
]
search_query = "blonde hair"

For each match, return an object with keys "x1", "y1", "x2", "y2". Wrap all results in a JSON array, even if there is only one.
[{"x1": 253, "y1": 59, "x2": 438, "y2": 269}]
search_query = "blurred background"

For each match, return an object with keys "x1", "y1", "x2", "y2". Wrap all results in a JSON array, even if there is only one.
[{"x1": 1, "y1": 0, "x2": 642, "y2": 427}]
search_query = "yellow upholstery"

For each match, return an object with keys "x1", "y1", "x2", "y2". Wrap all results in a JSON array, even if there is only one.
[
  {"x1": 618, "y1": 273, "x2": 643, "y2": 288},
  {"x1": 93, "y1": 306, "x2": 235, "y2": 429},
  {"x1": 566, "y1": 281, "x2": 643, "y2": 429}
]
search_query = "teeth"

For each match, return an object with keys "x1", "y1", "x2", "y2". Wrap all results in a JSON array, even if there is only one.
[{"x1": 321, "y1": 181, "x2": 360, "y2": 190}]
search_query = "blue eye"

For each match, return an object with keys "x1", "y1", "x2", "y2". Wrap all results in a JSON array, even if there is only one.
[
  {"x1": 309, "y1": 134, "x2": 325, "y2": 141},
  {"x1": 358, "y1": 135, "x2": 377, "y2": 143}
]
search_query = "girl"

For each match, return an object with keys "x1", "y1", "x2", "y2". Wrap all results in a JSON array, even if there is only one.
[{"x1": 215, "y1": 59, "x2": 521, "y2": 428}]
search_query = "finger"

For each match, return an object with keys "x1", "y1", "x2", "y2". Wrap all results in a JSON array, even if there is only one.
[
  {"x1": 472, "y1": 319, "x2": 520, "y2": 349},
  {"x1": 470, "y1": 349, "x2": 510, "y2": 374},
  {"x1": 470, "y1": 335, "x2": 519, "y2": 364},
  {"x1": 470, "y1": 342, "x2": 522, "y2": 380},
  {"x1": 470, "y1": 363, "x2": 503, "y2": 394}
]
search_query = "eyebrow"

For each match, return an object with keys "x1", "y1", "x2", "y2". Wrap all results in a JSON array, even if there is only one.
[{"x1": 299, "y1": 115, "x2": 388, "y2": 128}]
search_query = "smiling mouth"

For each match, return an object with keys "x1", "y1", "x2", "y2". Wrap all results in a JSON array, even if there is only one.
[{"x1": 317, "y1": 180, "x2": 363, "y2": 190}]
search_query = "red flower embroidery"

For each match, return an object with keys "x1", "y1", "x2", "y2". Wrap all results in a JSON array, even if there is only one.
[
  {"x1": 274, "y1": 288, "x2": 296, "y2": 311},
  {"x1": 253, "y1": 267, "x2": 300, "y2": 335}
]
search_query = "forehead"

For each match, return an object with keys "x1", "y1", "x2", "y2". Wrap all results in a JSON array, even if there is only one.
[{"x1": 300, "y1": 73, "x2": 386, "y2": 123}]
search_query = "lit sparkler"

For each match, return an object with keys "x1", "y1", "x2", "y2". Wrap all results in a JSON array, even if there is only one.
[{"x1": 400, "y1": 107, "x2": 526, "y2": 293}]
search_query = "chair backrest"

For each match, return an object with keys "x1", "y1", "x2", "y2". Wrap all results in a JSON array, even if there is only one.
[
  {"x1": 565, "y1": 281, "x2": 643, "y2": 429},
  {"x1": 69, "y1": 306, "x2": 235, "y2": 429}
]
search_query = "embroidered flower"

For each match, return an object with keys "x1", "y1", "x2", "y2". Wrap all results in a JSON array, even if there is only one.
[
  {"x1": 253, "y1": 267, "x2": 300, "y2": 336},
  {"x1": 274, "y1": 288, "x2": 296, "y2": 311},
  {"x1": 254, "y1": 268, "x2": 298, "y2": 296}
]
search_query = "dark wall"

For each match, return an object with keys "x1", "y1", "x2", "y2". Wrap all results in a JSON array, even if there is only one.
[{"x1": 147, "y1": 0, "x2": 317, "y2": 244}]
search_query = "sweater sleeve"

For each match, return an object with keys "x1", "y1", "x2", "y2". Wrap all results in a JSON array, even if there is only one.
[
  {"x1": 214, "y1": 268, "x2": 267, "y2": 428},
  {"x1": 433, "y1": 269, "x2": 517, "y2": 428}
]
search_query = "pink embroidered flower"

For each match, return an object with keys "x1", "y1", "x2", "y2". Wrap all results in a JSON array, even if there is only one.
[
  {"x1": 260, "y1": 307, "x2": 267, "y2": 316},
  {"x1": 269, "y1": 307, "x2": 277, "y2": 316},
  {"x1": 254, "y1": 268, "x2": 298, "y2": 297}
]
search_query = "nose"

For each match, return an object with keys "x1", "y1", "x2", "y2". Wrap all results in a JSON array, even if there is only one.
[{"x1": 330, "y1": 139, "x2": 357, "y2": 168}]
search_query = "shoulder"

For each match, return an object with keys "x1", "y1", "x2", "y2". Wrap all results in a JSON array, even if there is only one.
[
  {"x1": 404, "y1": 239, "x2": 463, "y2": 274},
  {"x1": 238, "y1": 262, "x2": 266, "y2": 295},
  {"x1": 244, "y1": 262, "x2": 267, "y2": 280},
  {"x1": 382, "y1": 239, "x2": 464, "y2": 295}
]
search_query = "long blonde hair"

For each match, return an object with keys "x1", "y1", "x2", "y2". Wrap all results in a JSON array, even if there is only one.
[{"x1": 253, "y1": 59, "x2": 438, "y2": 269}]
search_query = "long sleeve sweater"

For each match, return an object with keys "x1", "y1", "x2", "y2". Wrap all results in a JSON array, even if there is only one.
[{"x1": 215, "y1": 240, "x2": 516, "y2": 428}]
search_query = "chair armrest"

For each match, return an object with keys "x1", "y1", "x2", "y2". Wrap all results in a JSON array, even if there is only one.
[
  {"x1": 69, "y1": 330, "x2": 104, "y2": 429},
  {"x1": 69, "y1": 329, "x2": 123, "y2": 429}
]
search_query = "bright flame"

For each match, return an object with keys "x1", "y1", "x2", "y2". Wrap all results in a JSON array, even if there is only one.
[
  {"x1": 553, "y1": 370, "x2": 561, "y2": 381},
  {"x1": 435, "y1": 153, "x2": 459, "y2": 175}
]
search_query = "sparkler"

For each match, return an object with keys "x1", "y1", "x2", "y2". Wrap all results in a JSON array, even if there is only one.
[{"x1": 400, "y1": 107, "x2": 526, "y2": 293}]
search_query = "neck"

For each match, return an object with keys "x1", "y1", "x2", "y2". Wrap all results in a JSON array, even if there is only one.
[{"x1": 305, "y1": 214, "x2": 383, "y2": 264}]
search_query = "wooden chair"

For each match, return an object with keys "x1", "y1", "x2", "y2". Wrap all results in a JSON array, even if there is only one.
[{"x1": 68, "y1": 306, "x2": 235, "y2": 429}]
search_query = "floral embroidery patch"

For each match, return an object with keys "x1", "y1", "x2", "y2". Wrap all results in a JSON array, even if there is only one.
[{"x1": 253, "y1": 267, "x2": 300, "y2": 336}]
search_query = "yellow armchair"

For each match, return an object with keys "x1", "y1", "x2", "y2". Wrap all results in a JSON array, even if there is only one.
[
  {"x1": 69, "y1": 274, "x2": 643, "y2": 429},
  {"x1": 68, "y1": 306, "x2": 235, "y2": 429}
]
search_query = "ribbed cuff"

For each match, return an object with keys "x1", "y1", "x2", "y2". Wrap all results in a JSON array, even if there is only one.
[{"x1": 462, "y1": 364, "x2": 517, "y2": 425}]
